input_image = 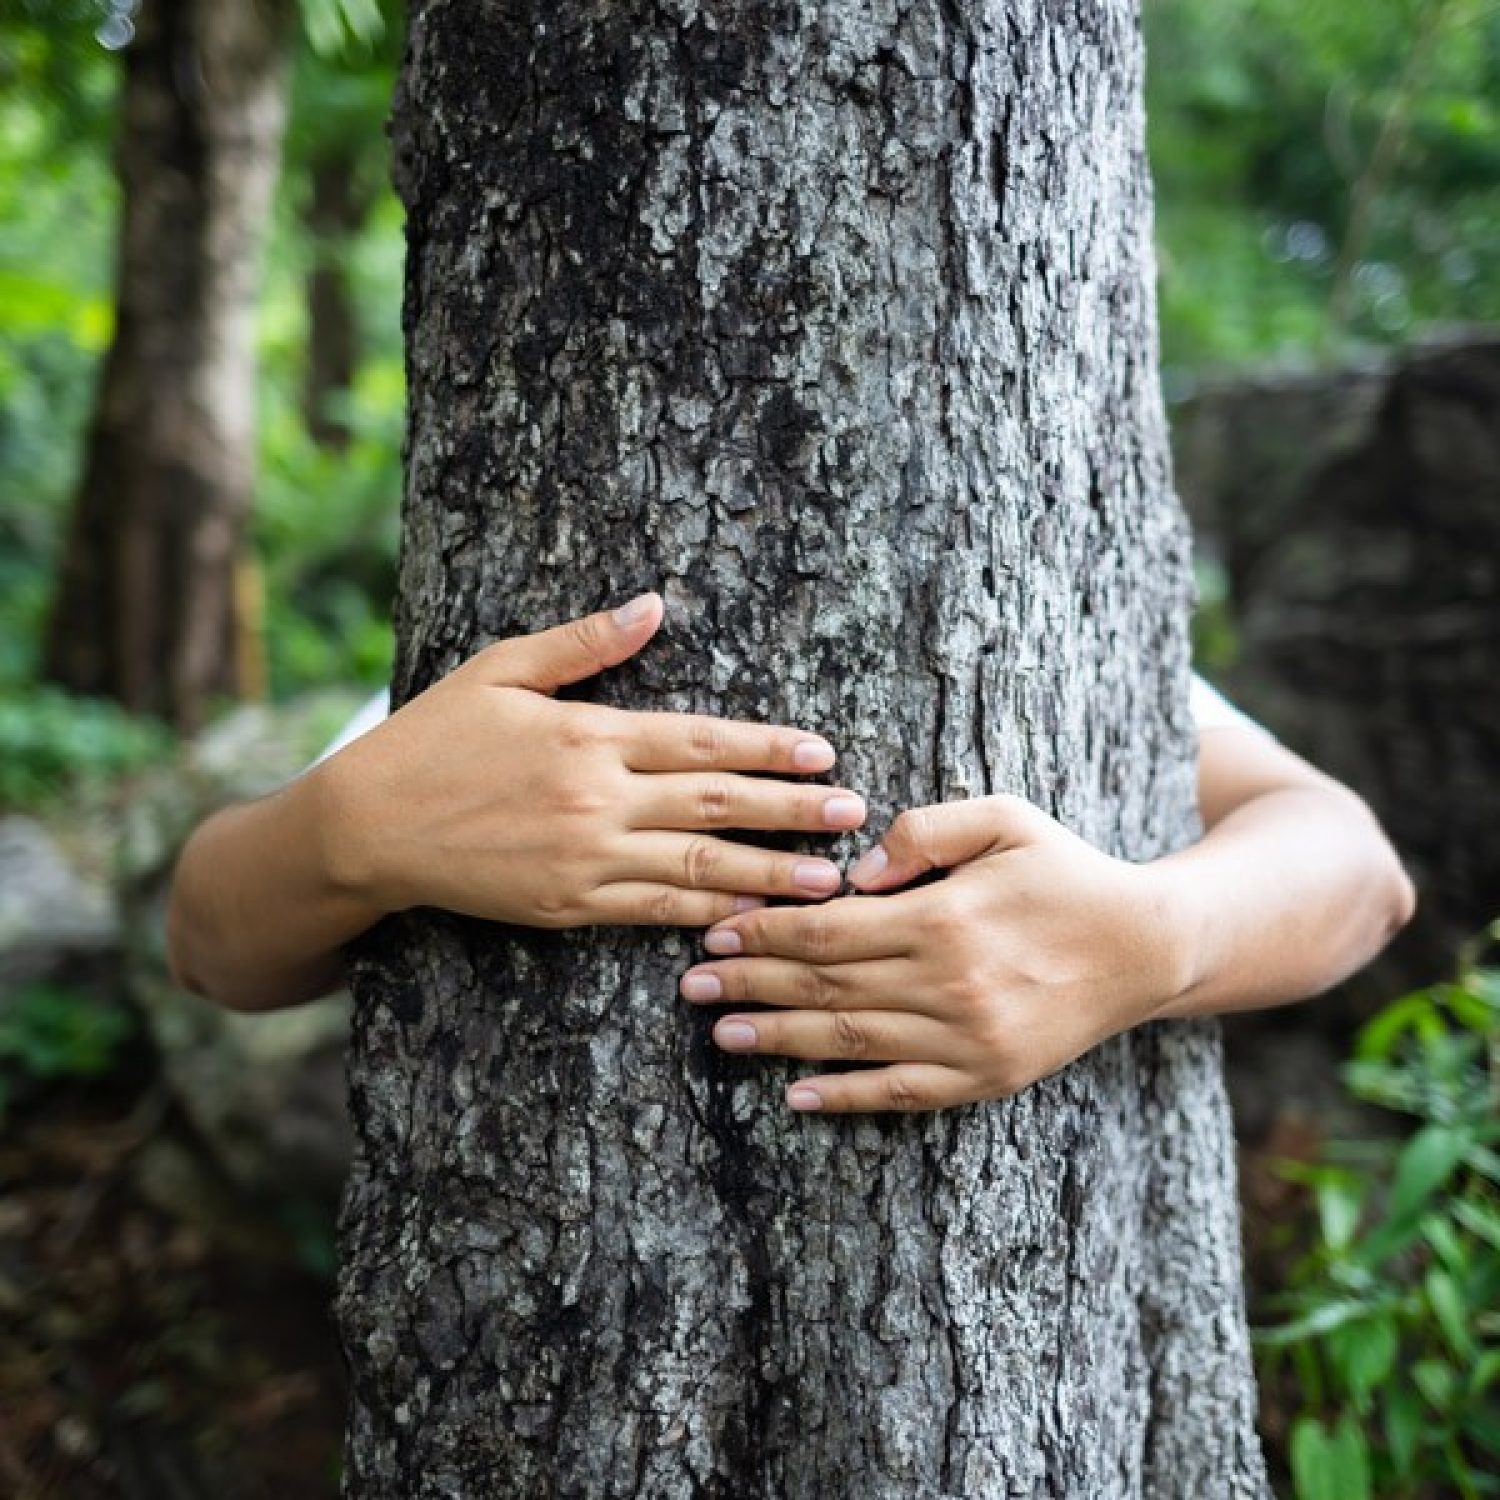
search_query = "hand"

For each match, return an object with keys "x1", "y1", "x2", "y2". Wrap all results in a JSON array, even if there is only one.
[
  {"x1": 678, "y1": 793, "x2": 1190, "y2": 1112},
  {"x1": 311, "y1": 593, "x2": 867, "y2": 929}
]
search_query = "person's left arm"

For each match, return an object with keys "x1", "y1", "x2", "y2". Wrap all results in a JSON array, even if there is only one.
[{"x1": 678, "y1": 726, "x2": 1416, "y2": 1114}]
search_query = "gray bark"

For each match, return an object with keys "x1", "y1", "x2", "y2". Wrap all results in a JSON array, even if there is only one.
[
  {"x1": 339, "y1": 3, "x2": 1268, "y2": 1495},
  {"x1": 43, "y1": 0, "x2": 293, "y2": 730}
]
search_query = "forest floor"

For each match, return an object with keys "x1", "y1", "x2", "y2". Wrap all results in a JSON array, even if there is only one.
[
  {"x1": 0, "y1": 1022, "x2": 1328, "y2": 1499},
  {"x1": 0, "y1": 1053, "x2": 344, "y2": 1500}
]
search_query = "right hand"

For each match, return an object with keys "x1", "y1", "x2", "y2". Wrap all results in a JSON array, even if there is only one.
[{"x1": 310, "y1": 592, "x2": 867, "y2": 929}]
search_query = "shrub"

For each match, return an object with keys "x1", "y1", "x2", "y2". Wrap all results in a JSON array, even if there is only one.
[{"x1": 1257, "y1": 927, "x2": 1500, "y2": 1499}]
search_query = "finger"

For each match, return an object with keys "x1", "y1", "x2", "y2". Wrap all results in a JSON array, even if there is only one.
[
  {"x1": 679, "y1": 956, "x2": 923, "y2": 1013},
  {"x1": 588, "y1": 884, "x2": 766, "y2": 928},
  {"x1": 629, "y1": 773, "x2": 866, "y2": 834},
  {"x1": 783, "y1": 1064, "x2": 969, "y2": 1115},
  {"x1": 847, "y1": 793, "x2": 1050, "y2": 891},
  {"x1": 703, "y1": 893, "x2": 915, "y2": 963},
  {"x1": 465, "y1": 592, "x2": 664, "y2": 694},
  {"x1": 710, "y1": 1009, "x2": 957, "y2": 1066},
  {"x1": 621, "y1": 712, "x2": 837, "y2": 776},
  {"x1": 622, "y1": 833, "x2": 844, "y2": 900}
]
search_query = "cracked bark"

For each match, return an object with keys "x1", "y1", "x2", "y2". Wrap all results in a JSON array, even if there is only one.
[{"x1": 339, "y1": 3, "x2": 1269, "y2": 1495}]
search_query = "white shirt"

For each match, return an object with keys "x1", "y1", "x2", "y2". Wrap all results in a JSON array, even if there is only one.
[{"x1": 318, "y1": 672, "x2": 1266, "y2": 764}]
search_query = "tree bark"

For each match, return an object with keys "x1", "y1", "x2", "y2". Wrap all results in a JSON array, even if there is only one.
[
  {"x1": 43, "y1": 0, "x2": 293, "y2": 731},
  {"x1": 339, "y1": 3, "x2": 1268, "y2": 1494}
]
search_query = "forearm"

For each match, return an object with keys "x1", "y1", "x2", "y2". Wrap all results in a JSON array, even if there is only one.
[
  {"x1": 1150, "y1": 783, "x2": 1415, "y2": 1020},
  {"x1": 165, "y1": 766, "x2": 385, "y2": 1012}
]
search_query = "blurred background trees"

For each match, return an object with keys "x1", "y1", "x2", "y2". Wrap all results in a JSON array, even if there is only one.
[{"x1": 1, "y1": 1, "x2": 1497, "y2": 1495}]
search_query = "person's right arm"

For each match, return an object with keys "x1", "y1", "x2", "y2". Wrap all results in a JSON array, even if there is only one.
[{"x1": 166, "y1": 592, "x2": 867, "y2": 1012}]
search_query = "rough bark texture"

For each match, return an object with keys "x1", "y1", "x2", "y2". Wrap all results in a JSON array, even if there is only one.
[
  {"x1": 43, "y1": 0, "x2": 293, "y2": 731},
  {"x1": 339, "y1": 4, "x2": 1268, "y2": 1495},
  {"x1": 1172, "y1": 336, "x2": 1500, "y2": 1004}
]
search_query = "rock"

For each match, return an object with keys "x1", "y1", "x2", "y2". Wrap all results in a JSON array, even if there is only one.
[
  {"x1": 1172, "y1": 333, "x2": 1500, "y2": 1006},
  {"x1": 118, "y1": 690, "x2": 370, "y2": 1206},
  {"x1": 0, "y1": 815, "x2": 120, "y2": 994}
]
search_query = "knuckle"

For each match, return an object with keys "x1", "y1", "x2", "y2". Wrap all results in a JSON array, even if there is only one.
[
  {"x1": 893, "y1": 807, "x2": 935, "y2": 863},
  {"x1": 556, "y1": 708, "x2": 606, "y2": 753},
  {"x1": 796, "y1": 964, "x2": 839, "y2": 1010},
  {"x1": 796, "y1": 915, "x2": 836, "y2": 960},
  {"x1": 531, "y1": 887, "x2": 575, "y2": 927},
  {"x1": 646, "y1": 887, "x2": 682, "y2": 925},
  {"x1": 552, "y1": 780, "x2": 610, "y2": 820},
  {"x1": 885, "y1": 1070, "x2": 928, "y2": 1111},
  {"x1": 696, "y1": 778, "x2": 736, "y2": 828},
  {"x1": 832, "y1": 1010, "x2": 869, "y2": 1059},
  {"x1": 688, "y1": 719, "x2": 728, "y2": 765},
  {"x1": 918, "y1": 899, "x2": 966, "y2": 947},
  {"x1": 569, "y1": 612, "x2": 608, "y2": 663},
  {"x1": 683, "y1": 836, "x2": 721, "y2": 888}
]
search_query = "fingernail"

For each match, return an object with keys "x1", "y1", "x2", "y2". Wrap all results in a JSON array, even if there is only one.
[
  {"x1": 732, "y1": 895, "x2": 765, "y2": 913},
  {"x1": 612, "y1": 591, "x2": 656, "y2": 627},
  {"x1": 793, "y1": 861, "x2": 840, "y2": 893},
  {"x1": 680, "y1": 972, "x2": 722, "y2": 1001},
  {"x1": 705, "y1": 928, "x2": 742, "y2": 956},
  {"x1": 792, "y1": 739, "x2": 835, "y2": 772},
  {"x1": 715, "y1": 1021, "x2": 758, "y2": 1051},
  {"x1": 821, "y1": 794, "x2": 866, "y2": 829},
  {"x1": 788, "y1": 1086, "x2": 824, "y2": 1112},
  {"x1": 848, "y1": 845, "x2": 889, "y2": 886}
]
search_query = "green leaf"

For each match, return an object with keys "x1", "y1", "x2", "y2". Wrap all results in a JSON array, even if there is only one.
[
  {"x1": 1425, "y1": 1267, "x2": 1475, "y2": 1359},
  {"x1": 1355, "y1": 992, "x2": 1439, "y2": 1061},
  {"x1": 1389, "y1": 1125, "x2": 1472, "y2": 1224},
  {"x1": 1290, "y1": 1417, "x2": 1337, "y2": 1500},
  {"x1": 1414, "y1": 1358, "x2": 1459, "y2": 1414},
  {"x1": 1318, "y1": 1176, "x2": 1364, "y2": 1255},
  {"x1": 1384, "y1": 1383, "x2": 1423, "y2": 1478},
  {"x1": 1255, "y1": 1298, "x2": 1376, "y2": 1348},
  {"x1": 1329, "y1": 1414, "x2": 1372, "y2": 1500},
  {"x1": 1326, "y1": 1315, "x2": 1398, "y2": 1410},
  {"x1": 1471, "y1": 1349, "x2": 1500, "y2": 1395},
  {"x1": 1290, "y1": 1414, "x2": 1371, "y2": 1500},
  {"x1": 1465, "y1": 1407, "x2": 1500, "y2": 1458}
]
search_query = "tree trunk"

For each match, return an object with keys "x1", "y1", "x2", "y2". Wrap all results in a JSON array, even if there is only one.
[
  {"x1": 43, "y1": 0, "x2": 293, "y2": 731},
  {"x1": 303, "y1": 151, "x2": 372, "y2": 450},
  {"x1": 339, "y1": 3, "x2": 1268, "y2": 1494}
]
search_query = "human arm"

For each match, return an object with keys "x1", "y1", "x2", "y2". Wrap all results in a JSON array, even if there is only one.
[
  {"x1": 166, "y1": 593, "x2": 866, "y2": 1012},
  {"x1": 678, "y1": 723, "x2": 1415, "y2": 1113}
]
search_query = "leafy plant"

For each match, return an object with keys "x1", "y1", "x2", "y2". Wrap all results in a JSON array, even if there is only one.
[
  {"x1": 0, "y1": 684, "x2": 171, "y2": 810},
  {"x1": 0, "y1": 981, "x2": 134, "y2": 1117},
  {"x1": 1256, "y1": 928, "x2": 1500, "y2": 1499}
]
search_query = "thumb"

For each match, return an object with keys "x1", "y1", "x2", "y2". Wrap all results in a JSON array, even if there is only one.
[
  {"x1": 471, "y1": 591, "x2": 664, "y2": 694},
  {"x1": 847, "y1": 793, "x2": 1048, "y2": 891}
]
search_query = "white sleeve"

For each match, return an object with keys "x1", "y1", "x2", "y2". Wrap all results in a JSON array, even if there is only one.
[
  {"x1": 314, "y1": 689, "x2": 392, "y2": 765},
  {"x1": 1190, "y1": 674, "x2": 1271, "y2": 738}
]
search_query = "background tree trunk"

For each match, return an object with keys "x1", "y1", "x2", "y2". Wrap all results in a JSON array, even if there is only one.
[
  {"x1": 43, "y1": 0, "x2": 293, "y2": 731},
  {"x1": 340, "y1": 3, "x2": 1268, "y2": 1494},
  {"x1": 302, "y1": 150, "x2": 374, "y2": 450}
]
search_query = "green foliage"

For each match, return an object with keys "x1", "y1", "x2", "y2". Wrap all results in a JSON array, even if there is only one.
[
  {"x1": 1146, "y1": 0, "x2": 1500, "y2": 372},
  {"x1": 0, "y1": 685, "x2": 171, "y2": 811},
  {"x1": 1257, "y1": 932, "x2": 1500, "y2": 1499},
  {"x1": 298, "y1": 0, "x2": 387, "y2": 60},
  {"x1": 0, "y1": 982, "x2": 134, "y2": 1117}
]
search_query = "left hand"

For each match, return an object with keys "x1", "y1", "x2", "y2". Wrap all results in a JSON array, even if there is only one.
[{"x1": 678, "y1": 793, "x2": 1193, "y2": 1113}]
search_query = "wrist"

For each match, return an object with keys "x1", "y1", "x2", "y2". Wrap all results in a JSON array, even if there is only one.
[
  {"x1": 1136, "y1": 855, "x2": 1211, "y2": 1021},
  {"x1": 299, "y1": 754, "x2": 400, "y2": 922}
]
